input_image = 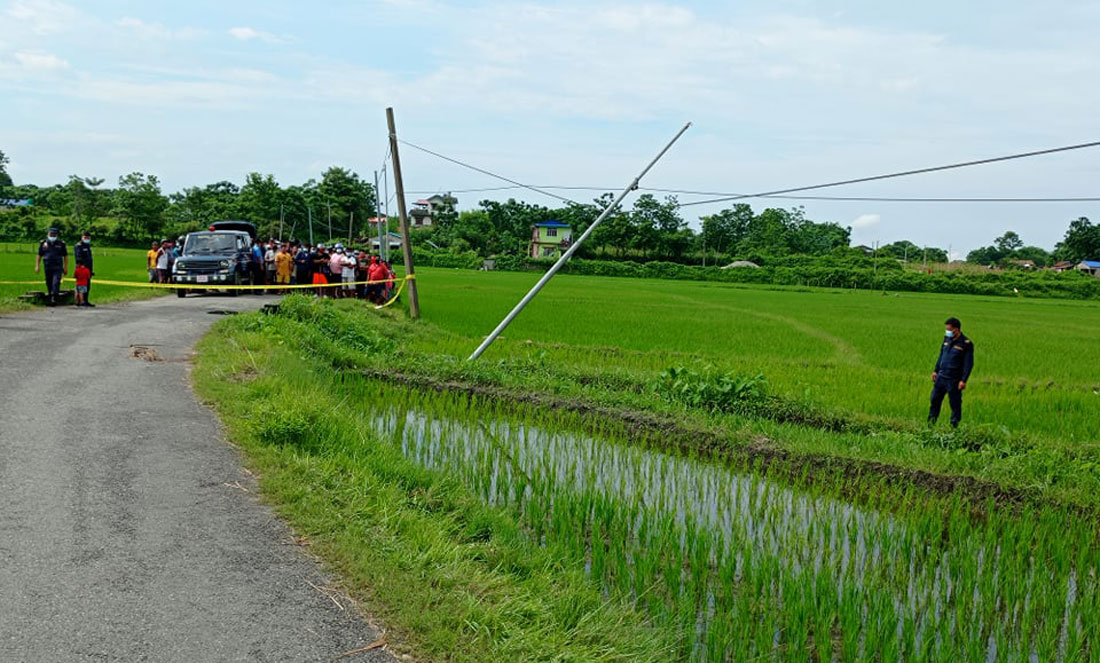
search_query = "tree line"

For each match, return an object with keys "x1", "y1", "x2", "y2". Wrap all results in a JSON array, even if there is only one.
[
  {"x1": 0, "y1": 157, "x2": 376, "y2": 246},
  {"x1": 417, "y1": 195, "x2": 861, "y2": 264},
  {"x1": 2, "y1": 147, "x2": 1097, "y2": 265}
]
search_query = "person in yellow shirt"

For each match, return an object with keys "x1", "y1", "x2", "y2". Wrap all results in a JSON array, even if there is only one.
[
  {"x1": 275, "y1": 243, "x2": 294, "y2": 292},
  {"x1": 146, "y1": 240, "x2": 160, "y2": 283}
]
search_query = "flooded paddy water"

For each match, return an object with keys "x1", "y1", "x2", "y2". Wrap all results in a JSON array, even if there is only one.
[{"x1": 357, "y1": 382, "x2": 1099, "y2": 662}]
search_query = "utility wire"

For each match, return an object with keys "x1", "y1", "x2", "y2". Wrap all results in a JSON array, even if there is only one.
[
  {"x1": 405, "y1": 183, "x2": 1100, "y2": 203},
  {"x1": 396, "y1": 137, "x2": 1100, "y2": 208},
  {"x1": 678, "y1": 139, "x2": 1100, "y2": 207},
  {"x1": 397, "y1": 138, "x2": 583, "y2": 206}
]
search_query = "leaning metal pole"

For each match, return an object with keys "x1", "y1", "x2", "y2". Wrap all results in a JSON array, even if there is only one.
[{"x1": 467, "y1": 122, "x2": 692, "y2": 361}]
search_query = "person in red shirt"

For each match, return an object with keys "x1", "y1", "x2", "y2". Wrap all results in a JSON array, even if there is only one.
[
  {"x1": 367, "y1": 256, "x2": 387, "y2": 303},
  {"x1": 74, "y1": 258, "x2": 93, "y2": 307}
]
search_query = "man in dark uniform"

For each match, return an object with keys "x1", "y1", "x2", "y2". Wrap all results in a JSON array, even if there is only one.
[
  {"x1": 35, "y1": 227, "x2": 68, "y2": 306},
  {"x1": 929, "y1": 316, "x2": 974, "y2": 428},
  {"x1": 73, "y1": 231, "x2": 95, "y2": 307}
]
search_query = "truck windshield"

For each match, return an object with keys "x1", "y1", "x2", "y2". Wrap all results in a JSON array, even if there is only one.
[{"x1": 184, "y1": 234, "x2": 238, "y2": 254}]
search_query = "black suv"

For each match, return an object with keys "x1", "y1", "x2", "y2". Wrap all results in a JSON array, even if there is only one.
[{"x1": 173, "y1": 221, "x2": 257, "y2": 297}]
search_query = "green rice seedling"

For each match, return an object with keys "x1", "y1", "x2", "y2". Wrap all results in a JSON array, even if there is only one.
[{"x1": 285, "y1": 359, "x2": 1100, "y2": 662}]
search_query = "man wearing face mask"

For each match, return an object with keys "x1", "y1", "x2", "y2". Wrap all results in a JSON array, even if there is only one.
[
  {"x1": 73, "y1": 231, "x2": 95, "y2": 307},
  {"x1": 35, "y1": 227, "x2": 68, "y2": 306},
  {"x1": 929, "y1": 316, "x2": 974, "y2": 428}
]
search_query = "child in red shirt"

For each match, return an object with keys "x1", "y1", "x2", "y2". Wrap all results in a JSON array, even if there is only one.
[{"x1": 74, "y1": 259, "x2": 91, "y2": 307}]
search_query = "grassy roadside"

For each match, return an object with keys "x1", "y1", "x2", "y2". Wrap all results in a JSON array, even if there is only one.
[
  {"x1": 192, "y1": 310, "x2": 674, "y2": 663},
  {"x1": 1, "y1": 242, "x2": 165, "y2": 313}
]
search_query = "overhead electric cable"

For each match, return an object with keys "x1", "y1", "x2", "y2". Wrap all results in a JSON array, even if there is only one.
[
  {"x1": 397, "y1": 138, "x2": 583, "y2": 206},
  {"x1": 677, "y1": 139, "x2": 1100, "y2": 208},
  {"x1": 405, "y1": 183, "x2": 1100, "y2": 203}
]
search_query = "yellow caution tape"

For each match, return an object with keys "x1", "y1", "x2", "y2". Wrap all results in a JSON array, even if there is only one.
[
  {"x1": 1, "y1": 276, "x2": 408, "y2": 291},
  {"x1": 374, "y1": 275, "x2": 408, "y2": 309}
]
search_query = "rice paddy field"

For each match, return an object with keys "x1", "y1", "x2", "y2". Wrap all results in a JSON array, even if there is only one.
[
  {"x1": 192, "y1": 269, "x2": 1100, "y2": 663},
  {"x1": 411, "y1": 267, "x2": 1100, "y2": 445},
  {"x1": 0, "y1": 241, "x2": 164, "y2": 312}
]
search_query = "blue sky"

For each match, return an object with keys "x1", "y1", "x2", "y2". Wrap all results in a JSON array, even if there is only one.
[{"x1": 3, "y1": 0, "x2": 1099, "y2": 254}]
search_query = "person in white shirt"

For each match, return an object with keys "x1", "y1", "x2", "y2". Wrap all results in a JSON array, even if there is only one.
[
  {"x1": 264, "y1": 242, "x2": 277, "y2": 291},
  {"x1": 341, "y1": 250, "x2": 357, "y2": 296}
]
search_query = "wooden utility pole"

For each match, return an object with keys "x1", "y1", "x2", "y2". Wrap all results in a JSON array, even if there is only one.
[{"x1": 386, "y1": 107, "x2": 420, "y2": 318}]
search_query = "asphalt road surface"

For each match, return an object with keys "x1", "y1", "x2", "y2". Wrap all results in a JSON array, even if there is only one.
[{"x1": 0, "y1": 295, "x2": 395, "y2": 662}]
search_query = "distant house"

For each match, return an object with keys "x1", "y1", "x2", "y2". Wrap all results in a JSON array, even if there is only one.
[
  {"x1": 854, "y1": 245, "x2": 874, "y2": 255},
  {"x1": 1076, "y1": 260, "x2": 1100, "y2": 278},
  {"x1": 409, "y1": 193, "x2": 457, "y2": 228},
  {"x1": 1052, "y1": 260, "x2": 1076, "y2": 273},
  {"x1": 371, "y1": 231, "x2": 403, "y2": 255},
  {"x1": 1007, "y1": 259, "x2": 1037, "y2": 270},
  {"x1": 530, "y1": 221, "x2": 573, "y2": 258},
  {"x1": 0, "y1": 198, "x2": 32, "y2": 210}
]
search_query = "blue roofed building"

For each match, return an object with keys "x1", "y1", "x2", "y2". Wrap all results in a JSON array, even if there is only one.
[
  {"x1": 1076, "y1": 260, "x2": 1100, "y2": 278},
  {"x1": 529, "y1": 220, "x2": 572, "y2": 259}
]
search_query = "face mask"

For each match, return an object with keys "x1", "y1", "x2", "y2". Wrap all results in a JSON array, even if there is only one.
[
  {"x1": 944, "y1": 329, "x2": 954, "y2": 338},
  {"x1": 82, "y1": 238, "x2": 90, "y2": 244},
  {"x1": 47, "y1": 235, "x2": 57, "y2": 242}
]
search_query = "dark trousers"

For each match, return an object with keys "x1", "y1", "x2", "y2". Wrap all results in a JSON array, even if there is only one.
[
  {"x1": 44, "y1": 268, "x2": 63, "y2": 297},
  {"x1": 929, "y1": 378, "x2": 963, "y2": 427}
]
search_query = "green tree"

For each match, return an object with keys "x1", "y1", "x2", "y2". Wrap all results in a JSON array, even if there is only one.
[
  {"x1": 1012, "y1": 246, "x2": 1052, "y2": 267},
  {"x1": 239, "y1": 173, "x2": 283, "y2": 237},
  {"x1": 166, "y1": 181, "x2": 242, "y2": 229},
  {"x1": 994, "y1": 231, "x2": 1023, "y2": 254},
  {"x1": 965, "y1": 245, "x2": 1001, "y2": 265},
  {"x1": 114, "y1": 172, "x2": 168, "y2": 241},
  {"x1": 629, "y1": 194, "x2": 682, "y2": 258},
  {"x1": 700, "y1": 204, "x2": 753, "y2": 254},
  {"x1": 0, "y1": 149, "x2": 12, "y2": 187},
  {"x1": 318, "y1": 167, "x2": 376, "y2": 239},
  {"x1": 739, "y1": 208, "x2": 791, "y2": 255},
  {"x1": 1054, "y1": 217, "x2": 1100, "y2": 262}
]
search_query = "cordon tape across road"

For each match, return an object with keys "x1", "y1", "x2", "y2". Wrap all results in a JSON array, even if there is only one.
[{"x1": 0, "y1": 274, "x2": 414, "y2": 308}]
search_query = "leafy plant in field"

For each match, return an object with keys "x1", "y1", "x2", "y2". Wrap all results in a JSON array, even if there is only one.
[{"x1": 652, "y1": 364, "x2": 769, "y2": 413}]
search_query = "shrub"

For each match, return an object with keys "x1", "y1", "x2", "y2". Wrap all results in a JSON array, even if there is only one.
[{"x1": 652, "y1": 365, "x2": 769, "y2": 413}]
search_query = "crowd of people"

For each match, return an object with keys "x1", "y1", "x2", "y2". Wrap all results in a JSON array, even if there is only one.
[{"x1": 144, "y1": 236, "x2": 399, "y2": 303}]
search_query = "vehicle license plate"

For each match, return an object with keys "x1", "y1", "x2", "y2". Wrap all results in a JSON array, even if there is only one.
[{"x1": 196, "y1": 275, "x2": 209, "y2": 283}]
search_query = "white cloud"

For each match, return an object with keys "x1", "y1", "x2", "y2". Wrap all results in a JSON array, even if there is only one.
[
  {"x1": 4, "y1": 0, "x2": 79, "y2": 35},
  {"x1": 850, "y1": 213, "x2": 881, "y2": 229},
  {"x1": 13, "y1": 50, "x2": 69, "y2": 70},
  {"x1": 116, "y1": 17, "x2": 203, "y2": 41},
  {"x1": 228, "y1": 26, "x2": 284, "y2": 43}
]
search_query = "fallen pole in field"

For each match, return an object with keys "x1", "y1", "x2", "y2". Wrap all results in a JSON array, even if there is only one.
[{"x1": 468, "y1": 122, "x2": 692, "y2": 361}]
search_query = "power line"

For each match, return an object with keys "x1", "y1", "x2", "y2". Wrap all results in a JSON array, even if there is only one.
[
  {"x1": 394, "y1": 137, "x2": 1100, "y2": 209},
  {"x1": 404, "y1": 183, "x2": 1100, "y2": 203},
  {"x1": 397, "y1": 138, "x2": 583, "y2": 206},
  {"x1": 678, "y1": 139, "x2": 1100, "y2": 207}
]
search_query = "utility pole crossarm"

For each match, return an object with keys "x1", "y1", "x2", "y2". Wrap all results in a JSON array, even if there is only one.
[{"x1": 467, "y1": 122, "x2": 691, "y2": 361}]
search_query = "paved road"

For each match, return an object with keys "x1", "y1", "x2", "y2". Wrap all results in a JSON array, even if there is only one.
[{"x1": 0, "y1": 295, "x2": 394, "y2": 662}]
